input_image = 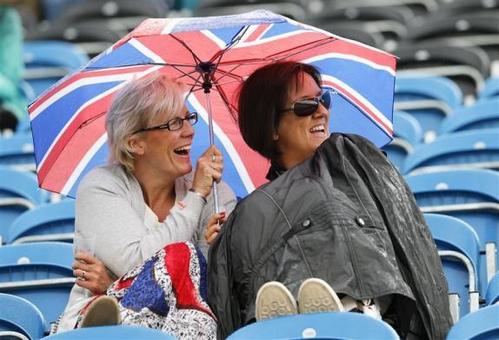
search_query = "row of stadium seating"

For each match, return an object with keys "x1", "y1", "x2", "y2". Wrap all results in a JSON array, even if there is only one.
[
  {"x1": 0, "y1": 210, "x2": 498, "y2": 338},
  {"x1": 0, "y1": 167, "x2": 497, "y2": 311}
]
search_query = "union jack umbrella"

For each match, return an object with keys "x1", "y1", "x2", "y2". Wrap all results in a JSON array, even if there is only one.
[{"x1": 28, "y1": 10, "x2": 396, "y2": 199}]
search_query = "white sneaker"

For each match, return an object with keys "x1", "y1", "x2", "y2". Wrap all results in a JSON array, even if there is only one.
[
  {"x1": 297, "y1": 278, "x2": 344, "y2": 314},
  {"x1": 81, "y1": 296, "x2": 121, "y2": 328},
  {"x1": 255, "y1": 281, "x2": 297, "y2": 321}
]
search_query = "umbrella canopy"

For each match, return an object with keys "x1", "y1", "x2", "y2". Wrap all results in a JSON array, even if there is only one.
[{"x1": 28, "y1": 10, "x2": 396, "y2": 198}]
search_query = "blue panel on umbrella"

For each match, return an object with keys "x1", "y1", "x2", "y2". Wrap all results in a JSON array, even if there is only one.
[
  {"x1": 86, "y1": 43, "x2": 157, "y2": 69},
  {"x1": 31, "y1": 82, "x2": 121, "y2": 159},
  {"x1": 261, "y1": 21, "x2": 308, "y2": 40},
  {"x1": 311, "y1": 58, "x2": 395, "y2": 117},
  {"x1": 330, "y1": 95, "x2": 391, "y2": 147},
  {"x1": 209, "y1": 27, "x2": 246, "y2": 47}
]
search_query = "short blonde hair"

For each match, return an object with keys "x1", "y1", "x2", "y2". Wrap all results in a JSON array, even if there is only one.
[{"x1": 106, "y1": 73, "x2": 185, "y2": 171}]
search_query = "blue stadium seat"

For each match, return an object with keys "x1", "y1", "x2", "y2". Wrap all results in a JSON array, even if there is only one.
[
  {"x1": 0, "y1": 166, "x2": 49, "y2": 244},
  {"x1": 227, "y1": 312, "x2": 399, "y2": 339},
  {"x1": 394, "y1": 76, "x2": 462, "y2": 143},
  {"x1": 424, "y1": 213, "x2": 480, "y2": 318},
  {"x1": 0, "y1": 133, "x2": 36, "y2": 172},
  {"x1": 446, "y1": 304, "x2": 499, "y2": 340},
  {"x1": 0, "y1": 243, "x2": 75, "y2": 329},
  {"x1": 403, "y1": 129, "x2": 499, "y2": 175},
  {"x1": 0, "y1": 293, "x2": 47, "y2": 340},
  {"x1": 23, "y1": 40, "x2": 89, "y2": 97},
  {"x1": 486, "y1": 272, "x2": 499, "y2": 306},
  {"x1": 382, "y1": 111, "x2": 423, "y2": 170},
  {"x1": 405, "y1": 169, "x2": 499, "y2": 297},
  {"x1": 6, "y1": 200, "x2": 75, "y2": 244},
  {"x1": 479, "y1": 77, "x2": 499, "y2": 100},
  {"x1": 439, "y1": 98, "x2": 499, "y2": 134},
  {"x1": 42, "y1": 325, "x2": 175, "y2": 339}
]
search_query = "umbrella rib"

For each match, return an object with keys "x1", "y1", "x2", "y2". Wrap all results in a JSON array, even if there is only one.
[
  {"x1": 209, "y1": 25, "x2": 250, "y2": 64},
  {"x1": 212, "y1": 81, "x2": 238, "y2": 122},
  {"x1": 169, "y1": 34, "x2": 203, "y2": 65}
]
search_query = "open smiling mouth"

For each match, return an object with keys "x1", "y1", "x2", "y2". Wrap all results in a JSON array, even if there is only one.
[
  {"x1": 310, "y1": 124, "x2": 326, "y2": 134},
  {"x1": 174, "y1": 145, "x2": 191, "y2": 155}
]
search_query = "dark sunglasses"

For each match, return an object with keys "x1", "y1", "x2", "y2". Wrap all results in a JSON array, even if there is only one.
[
  {"x1": 280, "y1": 90, "x2": 332, "y2": 117},
  {"x1": 133, "y1": 112, "x2": 198, "y2": 134}
]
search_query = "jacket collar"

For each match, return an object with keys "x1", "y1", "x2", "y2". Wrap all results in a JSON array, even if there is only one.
[{"x1": 265, "y1": 161, "x2": 287, "y2": 181}]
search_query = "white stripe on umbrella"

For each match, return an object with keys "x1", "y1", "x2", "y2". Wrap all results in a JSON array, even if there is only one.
[{"x1": 61, "y1": 133, "x2": 108, "y2": 196}]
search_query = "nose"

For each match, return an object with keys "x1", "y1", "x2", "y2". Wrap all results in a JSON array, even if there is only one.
[
  {"x1": 180, "y1": 118, "x2": 195, "y2": 137},
  {"x1": 313, "y1": 102, "x2": 329, "y2": 118}
]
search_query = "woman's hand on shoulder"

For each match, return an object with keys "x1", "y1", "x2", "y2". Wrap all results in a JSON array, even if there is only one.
[
  {"x1": 73, "y1": 252, "x2": 116, "y2": 296},
  {"x1": 192, "y1": 145, "x2": 224, "y2": 198},
  {"x1": 205, "y1": 211, "x2": 227, "y2": 245}
]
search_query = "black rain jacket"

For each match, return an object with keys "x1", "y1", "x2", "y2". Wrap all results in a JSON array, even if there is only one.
[{"x1": 208, "y1": 134, "x2": 452, "y2": 339}]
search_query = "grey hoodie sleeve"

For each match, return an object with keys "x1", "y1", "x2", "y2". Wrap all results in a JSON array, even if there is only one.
[{"x1": 75, "y1": 167, "x2": 207, "y2": 277}]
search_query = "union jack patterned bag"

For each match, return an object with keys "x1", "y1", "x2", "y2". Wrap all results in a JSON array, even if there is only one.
[{"x1": 79, "y1": 242, "x2": 217, "y2": 339}]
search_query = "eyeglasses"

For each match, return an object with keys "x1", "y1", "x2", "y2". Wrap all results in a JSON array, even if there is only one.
[
  {"x1": 279, "y1": 90, "x2": 332, "y2": 117},
  {"x1": 133, "y1": 112, "x2": 198, "y2": 134}
]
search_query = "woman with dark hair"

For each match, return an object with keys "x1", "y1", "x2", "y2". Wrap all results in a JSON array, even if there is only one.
[{"x1": 208, "y1": 61, "x2": 452, "y2": 339}]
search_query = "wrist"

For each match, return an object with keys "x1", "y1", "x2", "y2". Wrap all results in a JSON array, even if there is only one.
[{"x1": 189, "y1": 188, "x2": 207, "y2": 203}]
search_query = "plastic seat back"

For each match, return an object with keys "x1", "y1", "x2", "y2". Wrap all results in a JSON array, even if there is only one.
[
  {"x1": 424, "y1": 213, "x2": 481, "y2": 317},
  {"x1": 0, "y1": 293, "x2": 47, "y2": 340},
  {"x1": 0, "y1": 243, "x2": 75, "y2": 327},
  {"x1": 446, "y1": 304, "x2": 499, "y2": 340},
  {"x1": 404, "y1": 129, "x2": 499, "y2": 174},
  {"x1": 394, "y1": 76, "x2": 463, "y2": 143},
  {"x1": 383, "y1": 111, "x2": 423, "y2": 170},
  {"x1": 479, "y1": 77, "x2": 499, "y2": 100},
  {"x1": 7, "y1": 200, "x2": 75, "y2": 244},
  {"x1": 227, "y1": 312, "x2": 399, "y2": 339},
  {"x1": 486, "y1": 273, "x2": 499, "y2": 305},
  {"x1": 0, "y1": 134, "x2": 36, "y2": 172},
  {"x1": 407, "y1": 169, "x2": 499, "y2": 299},
  {"x1": 405, "y1": 169, "x2": 499, "y2": 247},
  {"x1": 0, "y1": 167, "x2": 49, "y2": 243},
  {"x1": 440, "y1": 98, "x2": 499, "y2": 134}
]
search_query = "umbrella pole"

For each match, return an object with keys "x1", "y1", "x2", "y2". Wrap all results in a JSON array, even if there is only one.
[
  {"x1": 200, "y1": 65, "x2": 220, "y2": 214},
  {"x1": 204, "y1": 90, "x2": 220, "y2": 214}
]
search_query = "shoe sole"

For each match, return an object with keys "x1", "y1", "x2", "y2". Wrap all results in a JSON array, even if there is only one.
[
  {"x1": 298, "y1": 278, "x2": 344, "y2": 314},
  {"x1": 81, "y1": 296, "x2": 121, "y2": 328},
  {"x1": 255, "y1": 282, "x2": 297, "y2": 321}
]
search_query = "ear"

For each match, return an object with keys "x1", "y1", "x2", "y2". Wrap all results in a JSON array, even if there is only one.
[
  {"x1": 272, "y1": 130, "x2": 279, "y2": 141},
  {"x1": 126, "y1": 134, "x2": 146, "y2": 156}
]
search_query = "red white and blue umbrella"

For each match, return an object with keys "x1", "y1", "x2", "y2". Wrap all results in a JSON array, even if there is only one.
[{"x1": 28, "y1": 10, "x2": 396, "y2": 199}]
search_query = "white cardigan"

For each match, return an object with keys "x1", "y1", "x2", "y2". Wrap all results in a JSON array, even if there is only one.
[{"x1": 56, "y1": 164, "x2": 237, "y2": 332}]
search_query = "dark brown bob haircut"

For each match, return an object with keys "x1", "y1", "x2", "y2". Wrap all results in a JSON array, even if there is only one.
[{"x1": 237, "y1": 61, "x2": 322, "y2": 160}]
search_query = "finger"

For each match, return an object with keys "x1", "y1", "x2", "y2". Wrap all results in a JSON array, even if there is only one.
[
  {"x1": 207, "y1": 230, "x2": 220, "y2": 245},
  {"x1": 75, "y1": 251, "x2": 98, "y2": 264},
  {"x1": 209, "y1": 212, "x2": 225, "y2": 224},
  {"x1": 75, "y1": 276, "x2": 95, "y2": 294},
  {"x1": 72, "y1": 260, "x2": 92, "y2": 271},
  {"x1": 205, "y1": 225, "x2": 221, "y2": 242},
  {"x1": 73, "y1": 268, "x2": 88, "y2": 280}
]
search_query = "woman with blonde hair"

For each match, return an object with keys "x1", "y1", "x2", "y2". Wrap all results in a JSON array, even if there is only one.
[{"x1": 55, "y1": 72, "x2": 237, "y2": 339}]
